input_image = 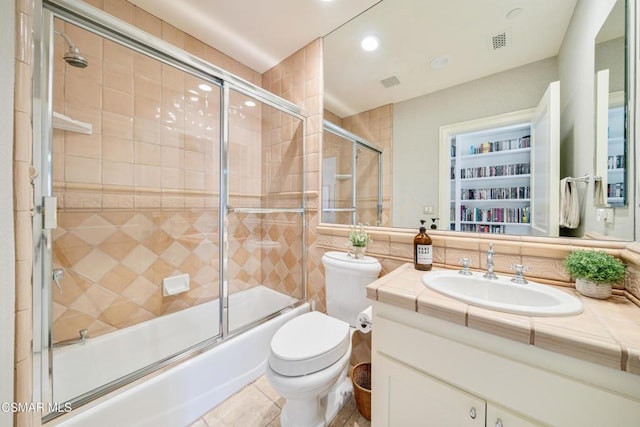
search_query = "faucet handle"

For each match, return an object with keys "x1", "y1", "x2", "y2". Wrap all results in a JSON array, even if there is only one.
[
  {"x1": 458, "y1": 258, "x2": 473, "y2": 275},
  {"x1": 510, "y1": 264, "x2": 529, "y2": 284}
]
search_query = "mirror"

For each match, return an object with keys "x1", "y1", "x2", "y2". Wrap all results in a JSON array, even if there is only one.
[
  {"x1": 322, "y1": 0, "x2": 634, "y2": 240},
  {"x1": 595, "y1": 0, "x2": 628, "y2": 212}
]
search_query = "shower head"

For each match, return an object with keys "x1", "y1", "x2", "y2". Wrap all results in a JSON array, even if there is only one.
[{"x1": 55, "y1": 30, "x2": 88, "y2": 68}]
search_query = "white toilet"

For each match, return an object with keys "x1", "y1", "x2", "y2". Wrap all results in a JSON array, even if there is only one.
[{"x1": 266, "y1": 251, "x2": 381, "y2": 427}]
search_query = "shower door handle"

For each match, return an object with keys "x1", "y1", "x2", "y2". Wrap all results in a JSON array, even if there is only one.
[{"x1": 52, "y1": 269, "x2": 64, "y2": 294}]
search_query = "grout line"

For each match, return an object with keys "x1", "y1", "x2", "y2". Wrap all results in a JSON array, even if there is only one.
[{"x1": 263, "y1": 410, "x2": 280, "y2": 427}]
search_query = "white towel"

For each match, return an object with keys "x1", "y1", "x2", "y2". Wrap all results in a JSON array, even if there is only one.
[
  {"x1": 594, "y1": 178, "x2": 606, "y2": 207},
  {"x1": 559, "y1": 177, "x2": 580, "y2": 229}
]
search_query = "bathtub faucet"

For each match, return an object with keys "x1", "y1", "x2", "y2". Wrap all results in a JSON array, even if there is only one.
[{"x1": 53, "y1": 329, "x2": 89, "y2": 348}]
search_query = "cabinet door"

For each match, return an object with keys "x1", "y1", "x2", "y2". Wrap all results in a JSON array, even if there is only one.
[
  {"x1": 530, "y1": 80, "x2": 560, "y2": 236},
  {"x1": 375, "y1": 354, "x2": 486, "y2": 427},
  {"x1": 487, "y1": 403, "x2": 545, "y2": 427}
]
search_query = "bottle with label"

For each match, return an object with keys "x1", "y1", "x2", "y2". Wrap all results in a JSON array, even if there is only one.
[{"x1": 414, "y1": 220, "x2": 433, "y2": 271}]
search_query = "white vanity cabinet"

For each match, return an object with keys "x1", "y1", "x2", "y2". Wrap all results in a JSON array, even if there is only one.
[
  {"x1": 376, "y1": 354, "x2": 486, "y2": 426},
  {"x1": 371, "y1": 302, "x2": 640, "y2": 427},
  {"x1": 376, "y1": 354, "x2": 539, "y2": 427},
  {"x1": 486, "y1": 403, "x2": 541, "y2": 427}
]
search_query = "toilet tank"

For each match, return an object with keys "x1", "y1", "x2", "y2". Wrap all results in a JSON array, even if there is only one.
[{"x1": 321, "y1": 251, "x2": 382, "y2": 327}]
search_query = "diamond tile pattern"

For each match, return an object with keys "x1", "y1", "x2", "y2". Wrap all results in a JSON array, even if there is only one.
[
  {"x1": 53, "y1": 207, "x2": 306, "y2": 343},
  {"x1": 52, "y1": 210, "x2": 221, "y2": 343}
]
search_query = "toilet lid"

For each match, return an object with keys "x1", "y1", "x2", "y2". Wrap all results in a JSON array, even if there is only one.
[{"x1": 269, "y1": 311, "x2": 350, "y2": 377}]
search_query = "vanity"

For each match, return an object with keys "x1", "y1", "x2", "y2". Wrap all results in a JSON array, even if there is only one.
[{"x1": 367, "y1": 264, "x2": 640, "y2": 426}]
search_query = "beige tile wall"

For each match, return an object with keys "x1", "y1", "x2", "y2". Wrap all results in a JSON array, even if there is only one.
[
  {"x1": 14, "y1": 0, "x2": 36, "y2": 425},
  {"x1": 51, "y1": 17, "x2": 228, "y2": 342}
]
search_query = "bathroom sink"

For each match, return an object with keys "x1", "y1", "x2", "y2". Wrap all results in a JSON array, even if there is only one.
[{"x1": 422, "y1": 270, "x2": 582, "y2": 317}]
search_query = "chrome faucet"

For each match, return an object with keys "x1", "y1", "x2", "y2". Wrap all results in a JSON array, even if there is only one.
[
  {"x1": 510, "y1": 264, "x2": 529, "y2": 284},
  {"x1": 483, "y1": 243, "x2": 498, "y2": 280},
  {"x1": 458, "y1": 258, "x2": 473, "y2": 275},
  {"x1": 53, "y1": 329, "x2": 88, "y2": 348}
]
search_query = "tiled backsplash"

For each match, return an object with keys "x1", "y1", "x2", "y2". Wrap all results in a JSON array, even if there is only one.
[{"x1": 316, "y1": 224, "x2": 640, "y2": 305}]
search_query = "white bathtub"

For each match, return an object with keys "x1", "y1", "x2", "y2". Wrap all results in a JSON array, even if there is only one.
[{"x1": 54, "y1": 286, "x2": 308, "y2": 426}]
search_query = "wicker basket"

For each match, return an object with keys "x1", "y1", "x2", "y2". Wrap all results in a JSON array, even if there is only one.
[
  {"x1": 352, "y1": 362, "x2": 371, "y2": 420},
  {"x1": 576, "y1": 278, "x2": 612, "y2": 299}
]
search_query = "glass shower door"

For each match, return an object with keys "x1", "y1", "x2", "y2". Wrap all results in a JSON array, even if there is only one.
[
  {"x1": 225, "y1": 88, "x2": 305, "y2": 334},
  {"x1": 322, "y1": 121, "x2": 382, "y2": 226},
  {"x1": 322, "y1": 129, "x2": 355, "y2": 224},
  {"x1": 46, "y1": 17, "x2": 223, "y2": 404},
  {"x1": 355, "y1": 143, "x2": 382, "y2": 225}
]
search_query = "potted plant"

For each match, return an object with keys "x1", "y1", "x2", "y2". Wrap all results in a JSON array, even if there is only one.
[
  {"x1": 349, "y1": 224, "x2": 371, "y2": 259},
  {"x1": 563, "y1": 249, "x2": 626, "y2": 299}
]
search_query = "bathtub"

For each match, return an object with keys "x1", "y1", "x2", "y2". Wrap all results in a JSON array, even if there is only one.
[{"x1": 55, "y1": 285, "x2": 308, "y2": 426}]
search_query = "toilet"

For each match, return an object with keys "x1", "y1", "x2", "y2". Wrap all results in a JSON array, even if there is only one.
[{"x1": 266, "y1": 251, "x2": 381, "y2": 427}]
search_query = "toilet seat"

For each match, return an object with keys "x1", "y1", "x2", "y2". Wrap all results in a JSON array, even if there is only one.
[{"x1": 269, "y1": 312, "x2": 350, "y2": 377}]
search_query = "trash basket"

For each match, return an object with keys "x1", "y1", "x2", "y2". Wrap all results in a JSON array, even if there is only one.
[{"x1": 351, "y1": 362, "x2": 371, "y2": 420}]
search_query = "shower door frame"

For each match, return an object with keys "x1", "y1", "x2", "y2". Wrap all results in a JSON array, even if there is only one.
[
  {"x1": 32, "y1": 0, "x2": 307, "y2": 420},
  {"x1": 322, "y1": 120, "x2": 383, "y2": 225}
]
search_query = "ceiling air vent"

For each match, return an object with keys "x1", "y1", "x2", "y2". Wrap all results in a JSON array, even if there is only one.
[
  {"x1": 488, "y1": 29, "x2": 511, "y2": 51},
  {"x1": 379, "y1": 75, "x2": 401, "y2": 88}
]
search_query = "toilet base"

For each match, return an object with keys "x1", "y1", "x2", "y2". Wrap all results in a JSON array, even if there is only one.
[{"x1": 280, "y1": 374, "x2": 353, "y2": 427}]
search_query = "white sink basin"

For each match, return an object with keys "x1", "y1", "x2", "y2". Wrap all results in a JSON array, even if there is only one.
[{"x1": 422, "y1": 270, "x2": 582, "y2": 317}]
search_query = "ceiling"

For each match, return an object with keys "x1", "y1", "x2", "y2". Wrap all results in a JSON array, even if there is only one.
[
  {"x1": 129, "y1": 0, "x2": 581, "y2": 118},
  {"x1": 128, "y1": 0, "x2": 380, "y2": 73},
  {"x1": 324, "y1": 0, "x2": 579, "y2": 117}
]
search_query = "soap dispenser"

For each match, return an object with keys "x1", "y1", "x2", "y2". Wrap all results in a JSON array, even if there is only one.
[{"x1": 414, "y1": 220, "x2": 433, "y2": 271}]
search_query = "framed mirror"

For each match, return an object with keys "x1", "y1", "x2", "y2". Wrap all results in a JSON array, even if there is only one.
[{"x1": 322, "y1": 0, "x2": 634, "y2": 240}]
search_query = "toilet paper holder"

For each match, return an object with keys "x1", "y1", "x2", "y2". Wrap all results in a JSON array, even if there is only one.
[{"x1": 357, "y1": 306, "x2": 373, "y2": 334}]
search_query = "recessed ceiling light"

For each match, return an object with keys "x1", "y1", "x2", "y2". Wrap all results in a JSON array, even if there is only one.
[
  {"x1": 361, "y1": 35, "x2": 380, "y2": 52},
  {"x1": 506, "y1": 8, "x2": 523, "y2": 19},
  {"x1": 244, "y1": 100, "x2": 256, "y2": 107},
  {"x1": 198, "y1": 83, "x2": 212, "y2": 92},
  {"x1": 430, "y1": 56, "x2": 449, "y2": 69}
]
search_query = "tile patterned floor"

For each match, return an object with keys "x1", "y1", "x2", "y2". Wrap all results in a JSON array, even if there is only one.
[{"x1": 190, "y1": 374, "x2": 371, "y2": 427}]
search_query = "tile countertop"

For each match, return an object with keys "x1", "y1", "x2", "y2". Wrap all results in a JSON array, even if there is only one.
[{"x1": 366, "y1": 263, "x2": 640, "y2": 376}]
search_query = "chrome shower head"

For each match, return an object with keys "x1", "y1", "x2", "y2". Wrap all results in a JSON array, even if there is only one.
[{"x1": 55, "y1": 30, "x2": 89, "y2": 68}]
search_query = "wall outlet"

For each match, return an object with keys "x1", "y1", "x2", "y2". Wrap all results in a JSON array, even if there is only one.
[
  {"x1": 596, "y1": 208, "x2": 614, "y2": 224},
  {"x1": 423, "y1": 205, "x2": 434, "y2": 214}
]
